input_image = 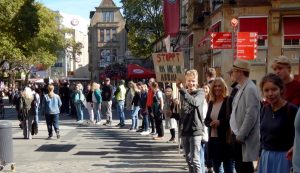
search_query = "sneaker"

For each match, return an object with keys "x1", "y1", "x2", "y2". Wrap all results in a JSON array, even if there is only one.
[
  {"x1": 115, "y1": 123, "x2": 121, "y2": 127},
  {"x1": 150, "y1": 132, "x2": 156, "y2": 135},
  {"x1": 77, "y1": 120, "x2": 83, "y2": 124},
  {"x1": 140, "y1": 131, "x2": 150, "y2": 135},
  {"x1": 167, "y1": 138, "x2": 176, "y2": 143},
  {"x1": 120, "y1": 123, "x2": 125, "y2": 127},
  {"x1": 136, "y1": 129, "x2": 143, "y2": 132},
  {"x1": 47, "y1": 136, "x2": 53, "y2": 140},
  {"x1": 96, "y1": 122, "x2": 101, "y2": 125},
  {"x1": 128, "y1": 128, "x2": 136, "y2": 132},
  {"x1": 153, "y1": 136, "x2": 164, "y2": 140}
]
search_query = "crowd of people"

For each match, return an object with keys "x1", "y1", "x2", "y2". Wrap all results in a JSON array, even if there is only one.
[{"x1": 1, "y1": 55, "x2": 300, "y2": 173}]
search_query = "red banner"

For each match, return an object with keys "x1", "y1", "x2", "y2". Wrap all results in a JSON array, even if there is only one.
[
  {"x1": 236, "y1": 32, "x2": 258, "y2": 60},
  {"x1": 163, "y1": 0, "x2": 179, "y2": 36},
  {"x1": 211, "y1": 32, "x2": 232, "y2": 49}
]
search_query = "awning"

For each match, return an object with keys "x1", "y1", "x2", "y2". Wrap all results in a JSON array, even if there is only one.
[
  {"x1": 283, "y1": 17, "x2": 300, "y2": 39},
  {"x1": 198, "y1": 21, "x2": 221, "y2": 47},
  {"x1": 239, "y1": 17, "x2": 268, "y2": 39},
  {"x1": 127, "y1": 64, "x2": 156, "y2": 79}
]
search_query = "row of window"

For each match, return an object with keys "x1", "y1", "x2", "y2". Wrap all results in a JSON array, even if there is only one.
[
  {"x1": 103, "y1": 11, "x2": 114, "y2": 22},
  {"x1": 97, "y1": 28, "x2": 117, "y2": 43}
]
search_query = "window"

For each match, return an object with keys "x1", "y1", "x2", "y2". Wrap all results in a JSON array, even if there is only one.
[
  {"x1": 98, "y1": 29, "x2": 117, "y2": 43},
  {"x1": 102, "y1": 11, "x2": 114, "y2": 22},
  {"x1": 239, "y1": 17, "x2": 268, "y2": 46},
  {"x1": 106, "y1": 29, "x2": 111, "y2": 42},
  {"x1": 112, "y1": 28, "x2": 117, "y2": 41},
  {"x1": 100, "y1": 29, "x2": 104, "y2": 42},
  {"x1": 283, "y1": 17, "x2": 300, "y2": 46}
]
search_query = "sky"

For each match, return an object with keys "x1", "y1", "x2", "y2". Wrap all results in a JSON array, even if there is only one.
[{"x1": 37, "y1": 0, "x2": 122, "y2": 33}]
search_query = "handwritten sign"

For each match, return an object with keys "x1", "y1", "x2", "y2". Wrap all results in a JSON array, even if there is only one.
[{"x1": 152, "y1": 52, "x2": 185, "y2": 82}]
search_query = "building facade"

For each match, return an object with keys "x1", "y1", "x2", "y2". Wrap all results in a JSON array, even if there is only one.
[
  {"x1": 51, "y1": 12, "x2": 90, "y2": 80},
  {"x1": 177, "y1": 0, "x2": 300, "y2": 84},
  {"x1": 88, "y1": 0, "x2": 127, "y2": 81}
]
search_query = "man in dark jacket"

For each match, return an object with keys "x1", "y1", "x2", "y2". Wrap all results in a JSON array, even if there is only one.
[
  {"x1": 101, "y1": 78, "x2": 113, "y2": 126},
  {"x1": 177, "y1": 69, "x2": 206, "y2": 173}
]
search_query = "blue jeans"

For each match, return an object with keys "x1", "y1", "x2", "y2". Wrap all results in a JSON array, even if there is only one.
[
  {"x1": 182, "y1": 136, "x2": 202, "y2": 173},
  {"x1": 200, "y1": 142, "x2": 207, "y2": 173},
  {"x1": 130, "y1": 106, "x2": 140, "y2": 129},
  {"x1": 93, "y1": 102, "x2": 101, "y2": 122},
  {"x1": 45, "y1": 113, "x2": 59, "y2": 137},
  {"x1": 35, "y1": 106, "x2": 39, "y2": 123},
  {"x1": 117, "y1": 100, "x2": 125, "y2": 124},
  {"x1": 210, "y1": 138, "x2": 233, "y2": 173},
  {"x1": 143, "y1": 114, "x2": 149, "y2": 131},
  {"x1": 74, "y1": 102, "x2": 83, "y2": 121}
]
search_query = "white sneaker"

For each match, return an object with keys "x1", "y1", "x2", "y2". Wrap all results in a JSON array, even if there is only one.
[
  {"x1": 140, "y1": 131, "x2": 150, "y2": 135},
  {"x1": 96, "y1": 122, "x2": 101, "y2": 125}
]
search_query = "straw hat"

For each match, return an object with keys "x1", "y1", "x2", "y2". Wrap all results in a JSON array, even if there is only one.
[{"x1": 231, "y1": 59, "x2": 250, "y2": 72}]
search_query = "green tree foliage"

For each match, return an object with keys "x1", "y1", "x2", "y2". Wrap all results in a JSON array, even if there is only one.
[
  {"x1": 0, "y1": 0, "x2": 65, "y2": 83},
  {"x1": 121, "y1": 0, "x2": 164, "y2": 58}
]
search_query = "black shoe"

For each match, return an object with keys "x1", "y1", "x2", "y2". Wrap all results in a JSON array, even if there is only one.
[
  {"x1": 115, "y1": 123, "x2": 121, "y2": 127},
  {"x1": 136, "y1": 129, "x2": 143, "y2": 132},
  {"x1": 120, "y1": 124, "x2": 125, "y2": 127}
]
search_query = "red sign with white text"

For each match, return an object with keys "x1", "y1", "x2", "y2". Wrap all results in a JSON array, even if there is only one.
[
  {"x1": 211, "y1": 32, "x2": 232, "y2": 49},
  {"x1": 236, "y1": 32, "x2": 258, "y2": 60}
]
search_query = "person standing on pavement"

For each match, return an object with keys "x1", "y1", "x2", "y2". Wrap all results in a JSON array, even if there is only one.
[
  {"x1": 258, "y1": 73, "x2": 298, "y2": 173},
  {"x1": 20, "y1": 87, "x2": 34, "y2": 139},
  {"x1": 177, "y1": 69, "x2": 206, "y2": 173},
  {"x1": 204, "y1": 78, "x2": 234, "y2": 173},
  {"x1": 151, "y1": 82, "x2": 164, "y2": 140},
  {"x1": 101, "y1": 78, "x2": 113, "y2": 126},
  {"x1": 92, "y1": 82, "x2": 102, "y2": 125},
  {"x1": 146, "y1": 78, "x2": 156, "y2": 135},
  {"x1": 125, "y1": 81, "x2": 135, "y2": 125},
  {"x1": 41, "y1": 84, "x2": 62, "y2": 139},
  {"x1": 229, "y1": 59, "x2": 261, "y2": 173},
  {"x1": 114, "y1": 80, "x2": 126, "y2": 127},
  {"x1": 272, "y1": 55, "x2": 300, "y2": 106},
  {"x1": 59, "y1": 82, "x2": 71, "y2": 115},
  {"x1": 163, "y1": 85, "x2": 178, "y2": 143},
  {"x1": 72, "y1": 83, "x2": 86, "y2": 123},
  {"x1": 85, "y1": 84, "x2": 94, "y2": 124}
]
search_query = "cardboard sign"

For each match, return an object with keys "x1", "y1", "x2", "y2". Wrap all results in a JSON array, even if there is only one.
[
  {"x1": 211, "y1": 32, "x2": 232, "y2": 49},
  {"x1": 152, "y1": 52, "x2": 185, "y2": 82},
  {"x1": 236, "y1": 32, "x2": 258, "y2": 60}
]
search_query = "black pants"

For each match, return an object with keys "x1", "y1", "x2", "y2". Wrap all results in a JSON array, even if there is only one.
[
  {"x1": 233, "y1": 139, "x2": 254, "y2": 173},
  {"x1": 148, "y1": 106, "x2": 155, "y2": 133},
  {"x1": 154, "y1": 117, "x2": 164, "y2": 137}
]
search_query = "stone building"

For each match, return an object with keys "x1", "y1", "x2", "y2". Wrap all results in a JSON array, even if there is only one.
[
  {"x1": 177, "y1": 0, "x2": 300, "y2": 84},
  {"x1": 88, "y1": 0, "x2": 127, "y2": 81}
]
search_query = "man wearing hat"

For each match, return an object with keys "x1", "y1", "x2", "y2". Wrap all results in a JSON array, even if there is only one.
[
  {"x1": 114, "y1": 80, "x2": 127, "y2": 127},
  {"x1": 272, "y1": 55, "x2": 300, "y2": 106},
  {"x1": 229, "y1": 59, "x2": 261, "y2": 173}
]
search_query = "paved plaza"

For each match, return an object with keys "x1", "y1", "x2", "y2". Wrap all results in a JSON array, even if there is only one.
[{"x1": 0, "y1": 101, "x2": 187, "y2": 173}]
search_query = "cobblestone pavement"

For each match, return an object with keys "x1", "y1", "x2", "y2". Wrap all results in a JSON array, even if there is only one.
[{"x1": 0, "y1": 101, "x2": 187, "y2": 173}]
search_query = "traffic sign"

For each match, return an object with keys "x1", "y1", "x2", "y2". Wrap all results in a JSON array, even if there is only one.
[
  {"x1": 236, "y1": 32, "x2": 258, "y2": 60},
  {"x1": 231, "y1": 18, "x2": 238, "y2": 28},
  {"x1": 210, "y1": 32, "x2": 232, "y2": 49}
]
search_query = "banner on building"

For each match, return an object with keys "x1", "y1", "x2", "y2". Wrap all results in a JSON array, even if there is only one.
[
  {"x1": 236, "y1": 32, "x2": 258, "y2": 60},
  {"x1": 210, "y1": 32, "x2": 232, "y2": 49},
  {"x1": 163, "y1": 0, "x2": 179, "y2": 36},
  {"x1": 152, "y1": 52, "x2": 185, "y2": 83}
]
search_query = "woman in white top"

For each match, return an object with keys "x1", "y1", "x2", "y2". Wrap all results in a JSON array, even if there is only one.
[{"x1": 204, "y1": 77, "x2": 234, "y2": 173}]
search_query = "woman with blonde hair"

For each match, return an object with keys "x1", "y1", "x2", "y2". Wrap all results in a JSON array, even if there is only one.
[
  {"x1": 72, "y1": 83, "x2": 86, "y2": 123},
  {"x1": 41, "y1": 84, "x2": 62, "y2": 139},
  {"x1": 204, "y1": 77, "x2": 234, "y2": 173},
  {"x1": 92, "y1": 82, "x2": 102, "y2": 124},
  {"x1": 20, "y1": 87, "x2": 34, "y2": 139}
]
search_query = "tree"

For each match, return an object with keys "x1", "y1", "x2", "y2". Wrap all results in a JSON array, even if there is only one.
[
  {"x1": 0, "y1": 0, "x2": 65, "y2": 84},
  {"x1": 121, "y1": 0, "x2": 164, "y2": 58}
]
